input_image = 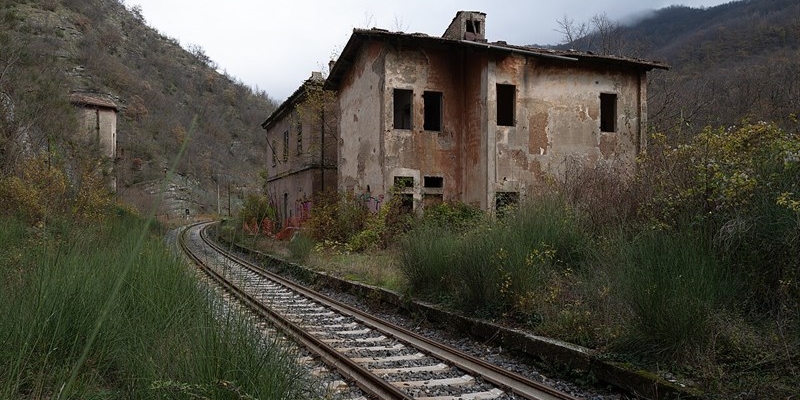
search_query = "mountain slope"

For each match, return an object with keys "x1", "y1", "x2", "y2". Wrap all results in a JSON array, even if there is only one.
[{"x1": 562, "y1": 0, "x2": 800, "y2": 132}]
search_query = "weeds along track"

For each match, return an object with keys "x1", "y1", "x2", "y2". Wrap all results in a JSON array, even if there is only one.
[{"x1": 179, "y1": 222, "x2": 578, "y2": 400}]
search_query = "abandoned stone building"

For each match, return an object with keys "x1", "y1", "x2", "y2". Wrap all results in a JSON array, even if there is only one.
[
  {"x1": 262, "y1": 73, "x2": 338, "y2": 228},
  {"x1": 70, "y1": 92, "x2": 118, "y2": 191},
  {"x1": 322, "y1": 11, "x2": 668, "y2": 211}
]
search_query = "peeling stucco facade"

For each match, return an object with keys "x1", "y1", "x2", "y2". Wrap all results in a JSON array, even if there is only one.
[
  {"x1": 326, "y1": 11, "x2": 666, "y2": 211},
  {"x1": 262, "y1": 75, "x2": 338, "y2": 228}
]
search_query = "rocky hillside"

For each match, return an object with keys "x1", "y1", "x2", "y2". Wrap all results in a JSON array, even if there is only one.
[{"x1": 0, "y1": 0, "x2": 278, "y2": 215}]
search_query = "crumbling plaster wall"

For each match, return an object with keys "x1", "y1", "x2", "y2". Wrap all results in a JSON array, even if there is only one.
[
  {"x1": 268, "y1": 168, "x2": 316, "y2": 225},
  {"x1": 266, "y1": 109, "x2": 321, "y2": 224},
  {"x1": 337, "y1": 41, "x2": 386, "y2": 196},
  {"x1": 489, "y1": 54, "x2": 644, "y2": 202},
  {"x1": 337, "y1": 40, "x2": 647, "y2": 211},
  {"x1": 381, "y1": 46, "x2": 469, "y2": 207},
  {"x1": 459, "y1": 50, "x2": 490, "y2": 209},
  {"x1": 340, "y1": 43, "x2": 490, "y2": 210}
]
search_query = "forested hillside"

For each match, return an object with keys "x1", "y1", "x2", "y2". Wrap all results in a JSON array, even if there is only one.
[
  {"x1": 0, "y1": 0, "x2": 278, "y2": 215},
  {"x1": 561, "y1": 0, "x2": 800, "y2": 133}
]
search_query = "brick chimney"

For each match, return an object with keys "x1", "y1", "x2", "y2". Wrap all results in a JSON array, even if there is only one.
[{"x1": 442, "y1": 11, "x2": 486, "y2": 42}]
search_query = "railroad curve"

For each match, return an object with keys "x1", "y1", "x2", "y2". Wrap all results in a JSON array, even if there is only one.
[{"x1": 179, "y1": 221, "x2": 580, "y2": 400}]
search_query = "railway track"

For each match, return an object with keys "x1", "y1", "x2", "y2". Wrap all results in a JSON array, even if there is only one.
[{"x1": 179, "y1": 221, "x2": 580, "y2": 400}]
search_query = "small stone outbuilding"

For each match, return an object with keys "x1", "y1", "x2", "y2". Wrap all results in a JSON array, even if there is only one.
[{"x1": 70, "y1": 92, "x2": 118, "y2": 191}]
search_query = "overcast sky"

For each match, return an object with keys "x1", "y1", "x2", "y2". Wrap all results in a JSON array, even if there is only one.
[{"x1": 130, "y1": 0, "x2": 731, "y2": 102}]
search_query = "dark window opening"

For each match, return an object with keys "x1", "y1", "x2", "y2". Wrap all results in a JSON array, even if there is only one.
[
  {"x1": 393, "y1": 89, "x2": 412, "y2": 130},
  {"x1": 600, "y1": 93, "x2": 617, "y2": 132},
  {"x1": 423, "y1": 176, "x2": 443, "y2": 188},
  {"x1": 399, "y1": 193, "x2": 414, "y2": 214},
  {"x1": 394, "y1": 176, "x2": 414, "y2": 189},
  {"x1": 496, "y1": 84, "x2": 515, "y2": 126},
  {"x1": 423, "y1": 91, "x2": 442, "y2": 131},
  {"x1": 495, "y1": 192, "x2": 519, "y2": 217},
  {"x1": 466, "y1": 20, "x2": 481, "y2": 34}
]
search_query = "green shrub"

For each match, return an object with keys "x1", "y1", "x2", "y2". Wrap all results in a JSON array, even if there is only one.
[
  {"x1": 305, "y1": 189, "x2": 368, "y2": 243},
  {"x1": 420, "y1": 200, "x2": 484, "y2": 233},
  {"x1": 349, "y1": 228, "x2": 380, "y2": 252},
  {"x1": 642, "y1": 121, "x2": 800, "y2": 314},
  {"x1": 237, "y1": 193, "x2": 275, "y2": 233}
]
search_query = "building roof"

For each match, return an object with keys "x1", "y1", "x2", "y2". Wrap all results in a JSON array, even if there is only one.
[
  {"x1": 69, "y1": 92, "x2": 118, "y2": 110},
  {"x1": 325, "y1": 28, "x2": 669, "y2": 90},
  {"x1": 261, "y1": 73, "x2": 325, "y2": 131}
]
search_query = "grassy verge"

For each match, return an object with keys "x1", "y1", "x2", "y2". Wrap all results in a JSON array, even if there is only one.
[
  {"x1": 307, "y1": 246, "x2": 405, "y2": 292},
  {"x1": 397, "y1": 197, "x2": 799, "y2": 396},
  {"x1": 227, "y1": 196, "x2": 799, "y2": 396},
  {"x1": 0, "y1": 212, "x2": 308, "y2": 399}
]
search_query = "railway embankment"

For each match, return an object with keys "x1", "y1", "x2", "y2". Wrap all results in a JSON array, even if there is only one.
[{"x1": 219, "y1": 234, "x2": 700, "y2": 400}]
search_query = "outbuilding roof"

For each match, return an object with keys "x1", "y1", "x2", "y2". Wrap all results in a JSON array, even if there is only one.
[{"x1": 69, "y1": 93, "x2": 118, "y2": 110}]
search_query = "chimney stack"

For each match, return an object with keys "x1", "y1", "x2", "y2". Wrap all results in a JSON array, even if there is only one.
[{"x1": 442, "y1": 11, "x2": 486, "y2": 42}]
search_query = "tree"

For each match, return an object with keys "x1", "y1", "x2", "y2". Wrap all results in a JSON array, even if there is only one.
[
  {"x1": 555, "y1": 13, "x2": 644, "y2": 57},
  {"x1": 554, "y1": 14, "x2": 588, "y2": 47}
]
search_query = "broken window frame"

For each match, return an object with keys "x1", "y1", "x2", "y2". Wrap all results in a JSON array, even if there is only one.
[
  {"x1": 271, "y1": 139, "x2": 277, "y2": 166},
  {"x1": 496, "y1": 84, "x2": 516, "y2": 127},
  {"x1": 393, "y1": 176, "x2": 414, "y2": 190},
  {"x1": 600, "y1": 93, "x2": 617, "y2": 133},
  {"x1": 393, "y1": 89, "x2": 413, "y2": 130},
  {"x1": 295, "y1": 119, "x2": 303, "y2": 154},
  {"x1": 283, "y1": 130, "x2": 289, "y2": 162},
  {"x1": 423, "y1": 91, "x2": 443, "y2": 131},
  {"x1": 466, "y1": 20, "x2": 481, "y2": 34}
]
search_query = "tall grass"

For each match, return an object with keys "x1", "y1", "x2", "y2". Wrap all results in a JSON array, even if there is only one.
[
  {"x1": 612, "y1": 229, "x2": 736, "y2": 360},
  {"x1": 400, "y1": 196, "x2": 593, "y2": 318},
  {"x1": 399, "y1": 222, "x2": 462, "y2": 300},
  {"x1": 0, "y1": 213, "x2": 307, "y2": 399},
  {"x1": 287, "y1": 232, "x2": 314, "y2": 262}
]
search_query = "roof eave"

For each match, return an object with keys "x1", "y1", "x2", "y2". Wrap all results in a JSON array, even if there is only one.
[
  {"x1": 262, "y1": 79, "x2": 324, "y2": 130},
  {"x1": 324, "y1": 29, "x2": 670, "y2": 90}
]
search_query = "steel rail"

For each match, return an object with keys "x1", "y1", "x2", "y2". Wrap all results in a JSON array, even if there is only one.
[
  {"x1": 179, "y1": 222, "x2": 413, "y2": 400},
  {"x1": 196, "y1": 223, "x2": 579, "y2": 400}
]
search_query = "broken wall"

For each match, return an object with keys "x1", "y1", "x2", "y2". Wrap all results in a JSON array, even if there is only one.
[{"x1": 489, "y1": 54, "x2": 646, "y2": 203}]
